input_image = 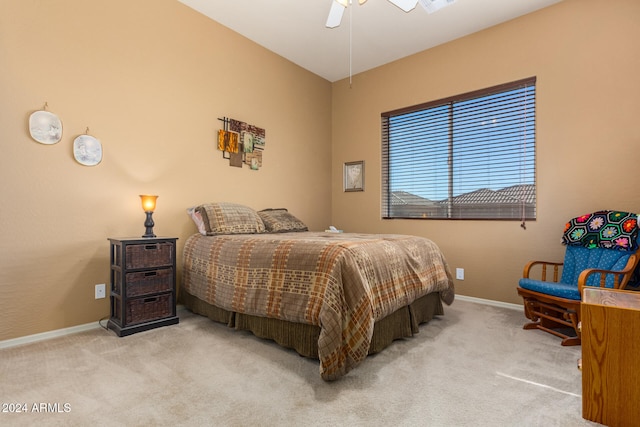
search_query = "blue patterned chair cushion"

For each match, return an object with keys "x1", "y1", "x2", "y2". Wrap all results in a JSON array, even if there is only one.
[
  {"x1": 519, "y1": 245, "x2": 635, "y2": 301},
  {"x1": 518, "y1": 279, "x2": 581, "y2": 300},
  {"x1": 561, "y1": 245, "x2": 633, "y2": 285}
]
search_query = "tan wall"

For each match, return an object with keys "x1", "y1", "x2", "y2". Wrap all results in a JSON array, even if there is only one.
[
  {"x1": 0, "y1": 0, "x2": 332, "y2": 340},
  {"x1": 330, "y1": 0, "x2": 640, "y2": 304}
]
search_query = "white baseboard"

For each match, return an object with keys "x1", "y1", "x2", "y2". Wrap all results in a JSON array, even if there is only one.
[
  {"x1": 455, "y1": 294, "x2": 522, "y2": 311},
  {"x1": 0, "y1": 305, "x2": 189, "y2": 350},
  {"x1": 0, "y1": 320, "x2": 105, "y2": 350}
]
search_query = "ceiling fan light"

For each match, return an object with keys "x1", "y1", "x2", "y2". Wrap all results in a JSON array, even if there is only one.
[
  {"x1": 336, "y1": 0, "x2": 349, "y2": 7},
  {"x1": 326, "y1": 1, "x2": 346, "y2": 28},
  {"x1": 359, "y1": 0, "x2": 368, "y2": 4},
  {"x1": 388, "y1": 0, "x2": 419, "y2": 13}
]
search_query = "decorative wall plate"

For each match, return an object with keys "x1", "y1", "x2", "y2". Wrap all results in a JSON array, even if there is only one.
[
  {"x1": 73, "y1": 134, "x2": 102, "y2": 166},
  {"x1": 29, "y1": 110, "x2": 63, "y2": 144}
]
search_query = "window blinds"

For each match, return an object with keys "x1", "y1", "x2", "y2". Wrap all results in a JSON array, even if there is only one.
[{"x1": 381, "y1": 77, "x2": 536, "y2": 220}]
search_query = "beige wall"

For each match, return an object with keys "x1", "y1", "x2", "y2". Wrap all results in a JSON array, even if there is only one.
[
  {"x1": 331, "y1": 0, "x2": 640, "y2": 304},
  {"x1": 0, "y1": 0, "x2": 332, "y2": 340}
]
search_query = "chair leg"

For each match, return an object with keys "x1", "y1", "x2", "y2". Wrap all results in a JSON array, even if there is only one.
[
  {"x1": 560, "y1": 310, "x2": 581, "y2": 346},
  {"x1": 561, "y1": 336, "x2": 581, "y2": 346},
  {"x1": 520, "y1": 297, "x2": 581, "y2": 346}
]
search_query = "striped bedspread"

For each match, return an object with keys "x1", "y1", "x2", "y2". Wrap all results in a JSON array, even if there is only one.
[{"x1": 182, "y1": 232, "x2": 455, "y2": 380}]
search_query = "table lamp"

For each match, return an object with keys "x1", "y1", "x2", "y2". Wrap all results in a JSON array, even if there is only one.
[{"x1": 139, "y1": 195, "x2": 158, "y2": 238}]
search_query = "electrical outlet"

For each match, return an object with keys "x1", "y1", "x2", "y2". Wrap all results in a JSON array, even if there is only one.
[
  {"x1": 95, "y1": 283, "x2": 106, "y2": 299},
  {"x1": 456, "y1": 268, "x2": 464, "y2": 280}
]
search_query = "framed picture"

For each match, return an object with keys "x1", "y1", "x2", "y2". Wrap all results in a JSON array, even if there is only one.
[{"x1": 344, "y1": 161, "x2": 364, "y2": 192}]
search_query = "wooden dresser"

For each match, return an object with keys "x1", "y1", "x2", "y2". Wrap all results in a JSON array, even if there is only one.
[
  {"x1": 581, "y1": 287, "x2": 640, "y2": 426},
  {"x1": 107, "y1": 237, "x2": 179, "y2": 337}
]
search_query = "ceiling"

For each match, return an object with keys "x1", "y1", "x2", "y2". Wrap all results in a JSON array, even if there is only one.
[{"x1": 178, "y1": 0, "x2": 563, "y2": 82}]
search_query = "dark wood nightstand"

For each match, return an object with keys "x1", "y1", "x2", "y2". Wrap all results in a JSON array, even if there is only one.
[{"x1": 107, "y1": 237, "x2": 179, "y2": 337}]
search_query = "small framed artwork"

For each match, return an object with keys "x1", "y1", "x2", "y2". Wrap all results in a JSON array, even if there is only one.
[{"x1": 344, "y1": 161, "x2": 364, "y2": 192}]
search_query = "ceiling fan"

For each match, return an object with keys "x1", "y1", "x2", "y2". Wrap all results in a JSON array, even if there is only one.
[{"x1": 326, "y1": 0, "x2": 457, "y2": 28}]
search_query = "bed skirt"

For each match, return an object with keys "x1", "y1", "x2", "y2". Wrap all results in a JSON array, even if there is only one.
[{"x1": 182, "y1": 291, "x2": 444, "y2": 358}]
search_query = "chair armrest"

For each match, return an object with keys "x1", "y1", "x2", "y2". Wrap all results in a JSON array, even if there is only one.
[
  {"x1": 578, "y1": 252, "x2": 640, "y2": 295},
  {"x1": 523, "y1": 260, "x2": 563, "y2": 281}
]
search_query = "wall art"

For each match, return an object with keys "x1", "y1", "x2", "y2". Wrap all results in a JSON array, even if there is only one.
[
  {"x1": 29, "y1": 104, "x2": 62, "y2": 145},
  {"x1": 73, "y1": 132, "x2": 102, "y2": 166},
  {"x1": 344, "y1": 160, "x2": 365, "y2": 192},
  {"x1": 217, "y1": 116, "x2": 266, "y2": 170}
]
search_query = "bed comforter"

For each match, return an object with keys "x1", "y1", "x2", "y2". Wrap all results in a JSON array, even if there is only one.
[{"x1": 182, "y1": 232, "x2": 454, "y2": 380}]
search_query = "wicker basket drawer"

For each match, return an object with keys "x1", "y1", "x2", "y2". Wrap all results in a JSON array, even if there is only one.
[
  {"x1": 123, "y1": 293, "x2": 173, "y2": 326},
  {"x1": 125, "y1": 243, "x2": 173, "y2": 269},
  {"x1": 114, "y1": 268, "x2": 173, "y2": 297}
]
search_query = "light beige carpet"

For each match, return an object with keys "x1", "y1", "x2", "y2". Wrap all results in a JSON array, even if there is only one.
[{"x1": 0, "y1": 298, "x2": 599, "y2": 426}]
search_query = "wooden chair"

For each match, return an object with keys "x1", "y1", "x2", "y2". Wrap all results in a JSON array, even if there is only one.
[{"x1": 516, "y1": 211, "x2": 640, "y2": 346}]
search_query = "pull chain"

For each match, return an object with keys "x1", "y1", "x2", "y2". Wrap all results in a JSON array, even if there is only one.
[{"x1": 349, "y1": 0, "x2": 353, "y2": 88}]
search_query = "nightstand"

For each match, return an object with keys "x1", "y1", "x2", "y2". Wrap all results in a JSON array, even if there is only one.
[{"x1": 107, "y1": 237, "x2": 179, "y2": 337}]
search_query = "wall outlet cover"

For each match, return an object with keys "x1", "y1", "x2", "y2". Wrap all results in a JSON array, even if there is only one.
[{"x1": 95, "y1": 283, "x2": 106, "y2": 299}]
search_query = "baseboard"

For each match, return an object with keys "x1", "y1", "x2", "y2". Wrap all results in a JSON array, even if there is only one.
[
  {"x1": 455, "y1": 294, "x2": 522, "y2": 311},
  {"x1": 0, "y1": 320, "x2": 104, "y2": 350},
  {"x1": 0, "y1": 305, "x2": 188, "y2": 350}
]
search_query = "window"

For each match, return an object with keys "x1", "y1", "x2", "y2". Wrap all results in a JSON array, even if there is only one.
[{"x1": 381, "y1": 77, "x2": 536, "y2": 220}]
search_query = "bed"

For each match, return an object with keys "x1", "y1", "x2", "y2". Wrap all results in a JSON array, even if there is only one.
[{"x1": 181, "y1": 203, "x2": 455, "y2": 380}]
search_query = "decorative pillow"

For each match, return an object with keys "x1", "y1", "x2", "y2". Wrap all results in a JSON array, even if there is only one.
[
  {"x1": 562, "y1": 210, "x2": 638, "y2": 251},
  {"x1": 186, "y1": 206, "x2": 207, "y2": 235},
  {"x1": 195, "y1": 202, "x2": 266, "y2": 235},
  {"x1": 258, "y1": 208, "x2": 308, "y2": 233}
]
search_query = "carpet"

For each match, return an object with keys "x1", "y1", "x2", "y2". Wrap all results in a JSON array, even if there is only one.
[{"x1": 0, "y1": 298, "x2": 599, "y2": 426}]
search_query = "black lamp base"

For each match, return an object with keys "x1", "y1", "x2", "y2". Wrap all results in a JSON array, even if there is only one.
[{"x1": 142, "y1": 211, "x2": 156, "y2": 238}]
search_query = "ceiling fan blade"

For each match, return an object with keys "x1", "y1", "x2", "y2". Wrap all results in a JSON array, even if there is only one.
[
  {"x1": 326, "y1": 0, "x2": 346, "y2": 28},
  {"x1": 388, "y1": 0, "x2": 419, "y2": 12},
  {"x1": 419, "y1": 0, "x2": 456, "y2": 14}
]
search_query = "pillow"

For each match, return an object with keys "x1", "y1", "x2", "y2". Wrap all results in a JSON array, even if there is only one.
[
  {"x1": 258, "y1": 208, "x2": 308, "y2": 233},
  {"x1": 195, "y1": 202, "x2": 266, "y2": 235},
  {"x1": 186, "y1": 206, "x2": 207, "y2": 235}
]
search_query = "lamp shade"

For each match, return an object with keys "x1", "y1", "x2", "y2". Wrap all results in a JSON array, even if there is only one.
[{"x1": 140, "y1": 195, "x2": 158, "y2": 212}]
